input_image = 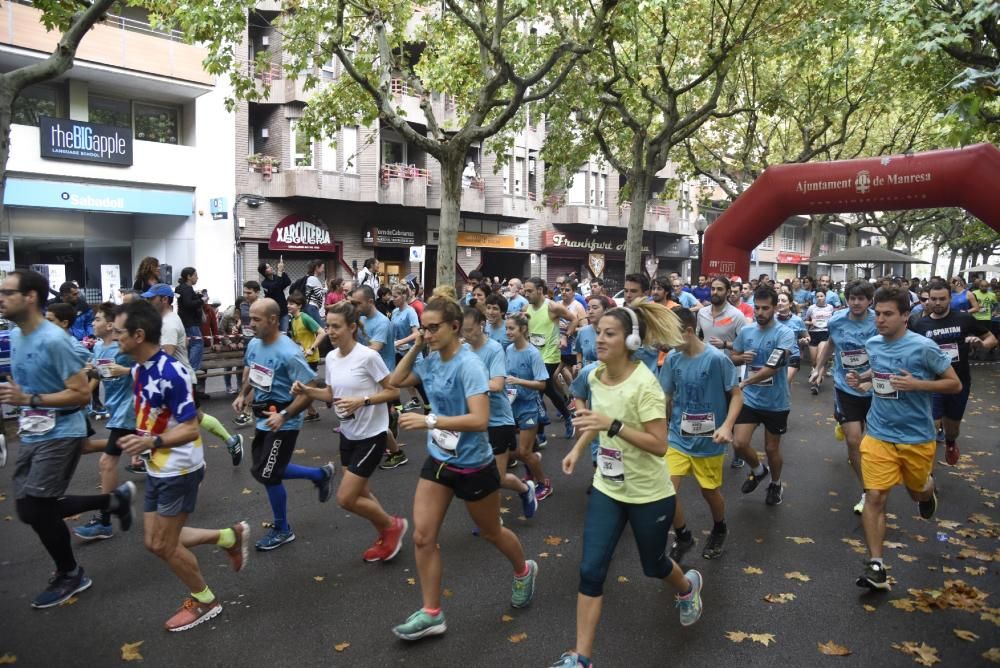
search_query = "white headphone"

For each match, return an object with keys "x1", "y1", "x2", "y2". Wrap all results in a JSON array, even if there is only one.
[{"x1": 623, "y1": 307, "x2": 641, "y2": 351}]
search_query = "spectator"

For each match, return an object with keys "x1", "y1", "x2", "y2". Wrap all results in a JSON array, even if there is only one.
[
  {"x1": 356, "y1": 258, "x2": 380, "y2": 291},
  {"x1": 132, "y1": 256, "x2": 161, "y2": 293},
  {"x1": 375, "y1": 286, "x2": 394, "y2": 317},
  {"x1": 220, "y1": 296, "x2": 245, "y2": 395},
  {"x1": 175, "y1": 267, "x2": 205, "y2": 378},
  {"x1": 406, "y1": 279, "x2": 424, "y2": 318},
  {"x1": 259, "y1": 258, "x2": 292, "y2": 332},
  {"x1": 201, "y1": 297, "x2": 222, "y2": 351},
  {"x1": 53, "y1": 281, "x2": 94, "y2": 341},
  {"x1": 325, "y1": 277, "x2": 346, "y2": 307},
  {"x1": 304, "y1": 260, "x2": 326, "y2": 322}
]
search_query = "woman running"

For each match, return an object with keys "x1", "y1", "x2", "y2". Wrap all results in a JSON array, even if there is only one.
[
  {"x1": 462, "y1": 307, "x2": 538, "y2": 517},
  {"x1": 804, "y1": 287, "x2": 834, "y2": 394},
  {"x1": 552, "y1": 303, "x2": 703, "y2": 668},
  {"x1": 776, "y1": 292, "x2": 809, "y2": 383},
  {"x1": 291, "y1": 302, "x2": 408, "y2": 562},
  {"x1": 390, "y1": 297, "x2": 537, "y2": 640}
]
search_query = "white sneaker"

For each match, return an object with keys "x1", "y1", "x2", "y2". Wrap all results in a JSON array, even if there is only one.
[{"x1": 853, "y1": 493, "x2": 865, "y2": 515}]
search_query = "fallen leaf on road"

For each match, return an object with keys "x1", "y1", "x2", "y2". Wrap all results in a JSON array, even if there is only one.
[
  {"x1": 241, "y1": 488, "x2": 252, "y2": 495},
  {"x1": 60, "y1": 596, "x2": 78, "y2": 606},
  {"x1": 0, "y1": 655, "x2": 16, "y2": 665},
  {"x1": 508, "y1": 632, "x2": 528, "y2": 643},
  {"x1": 784, "y1": 571, "x2": 810, "y2": 582},
  {"x1": 817, "y1": 640, "x2": 851, "y2": 656},
  {"x1": 538, "y1": 552, "x2": 550, "y2": 558},
  {"x1": 984, "y1": 611, "x2": 1000, "y2": 627},
  {"x1": 294, "y1": 449, "x2": 306, "y2": 454},
  {"x1": 966, "y1": 566, "x2": 987, "y2": 576},
  {"x1": 830, "y1": 507, "x2": 840, "y2": 512},
  {"x1": 617, "y1": 576, "x2": 629, "y2": 583},
  {"x1": 892, "y1": 641, "x2": 940, "y2": 666},
  {"x1": 121, "y1": 641, "x2": 144, "y2": 662},
  {"x1": 744, "y1": 566, "x2": 764, "y2": 575},
  {"x1": 884, "y1": 541, "x2": 907, "y2": 549},
  {"x1": 942, "y1": 567, "x2": 959, "y2": 573},
  {"x1": 754, "y1": 538, "x2": 764, "y2": 544},
  {"x1": 953, "y1": 629, "x2": 979, "y2": 642},
  {"x1": 406, "y1": 578, "x2": 416, "y2": 585},
  {"x1": 828, "y1": 491, "x2": 839, "y2": 496},
  {"x1": 313, "y1": 576, "x2": 324, "y2": 582},
  {"x1": 443, "y1": 588, "x2": 453, "y2": 598},
  {"x1": 914, "y1": 535, "x2": 928, "y2": 543},
  {"x1": 763, "y1": 593, "x2": 795, "y2": 604},
  {"x1": 983, "y1": 648, "x2": 1000, "y2": 663},
  {"x1": 334, "y1": 642, "x2": 350, "y2": 652},
  {"x1": 937, "y1": 519, "x2": 961, "y2": 530},
  {"x1": 969, "y1": 513, "x2": 995, "y2": 526},
  {"x1": 785, "y1": 536, "x2": 815, "y2": 544},
  {"x1": 501, "y1": 615, "x2": 513, "y2": 623},
  {"x1": 863, "y1": 604, "x2": 876, "y2": 612},
  {"x1": 544, "y1": 535, "x2": 564, "y2": 546},
  {"x1": 749, "y1": 633, "x2": 775, "y2": 647},
  {"x1": 898, "y1": 554, "x2": 918, "y2": 562},
  {"x1": 0, "y1": 493, "x2": 6, "y2": 502},
  {"x1": 725, "y1": 631, "x2": 749, "y2": 643}
]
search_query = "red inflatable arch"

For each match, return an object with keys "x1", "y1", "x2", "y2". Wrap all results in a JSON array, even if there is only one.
[{"x1": 702, "y1": 143, "x2": 1000, "y2": 280}]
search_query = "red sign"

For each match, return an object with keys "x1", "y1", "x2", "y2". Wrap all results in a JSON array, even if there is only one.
[
  {"x1": 268, "y1": 215, "x2": 334, "y2": 252},
  {"x1": 777, "y1": 252, "x2": 808, "y2": 264}
]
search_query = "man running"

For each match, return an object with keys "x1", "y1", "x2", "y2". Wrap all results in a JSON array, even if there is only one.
[
  {"x1": 810, "y1": 280, "x2": 877, "y2": 514},
  {"x1": 851, "y1": 287, "x2": 961, "y2": 590},
  {"x1": 234, "y1": 297, "x2": 335, "y2": 551},
  {"x1": 909, "y1": 278, "x2": 996, "y2": 464},
  {"x1": 523, "y1": 277, "x2": 578, "y2": 438},
  {"x1": 729, "y1": 285, "x2": 797, "y2": 506},
  {"x1": 817, "y1": 274, "x2": 842, "y2": 308},
  {"x1": 116, "y1": 300, "x2": 250, "y2": 631},
  {"x1": 506, "y1": 278, "x2": 528, "y2": 315}
]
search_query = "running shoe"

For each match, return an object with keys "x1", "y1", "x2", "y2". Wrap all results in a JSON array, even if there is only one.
[
  {"x1": 853, "y1": 494, "x2": 865, "y2": 515},
  {"x1": 403, "y1": 398, "x2": 422, "y2": 412},
  {"x1": 380, "y1": 451, "x2": 409, "y2": 469},
  {"x1": 112, "y1": 481, "x2": 136, "y2": 532},
  {"x1": 520, "y1": 480, "x2": 538, "y2": 519},
  {"x1": 225, "y1": 521, "x2": 251, "y2": 572},
  {"x1": 535, "y1": 480, "x2": 553, "y2": 501},
  {"x1": 73, "y1": 516, "x2": 113, "y2": 541},
  {"x1": 90, "y1": 409, "x2": 109, "y2": 421},
  {"x1": 549, "y1": 653, "x2": 588, "y2": 668},
  {"x1": 741, "y1": 465, "x2": 769, "y2": 494},
  {"x1": 226, "y1": 387, "x2": 239, "y2": 395},
  {"x1": 511, "y1": 559, "x2": 538, "y2": 608},
  {"x1": 856, "y1": 560, "x2": 890, "y2": 591},
  {"x1": 31, "y1": 568, "x2": 93, "y2": 609},
  {"x1": 730, "y1": 456, "x2": 745, "y2": 469},
  {"x1": 392, "y1": 609, "x2": 447, "y2": 640},
  {"x1": 834, "y1": 423, "x2": 845, "y2": 441},
  {"x1": 702, "y1": 528, "x2": 727, "y2": 560},
  {"x1": 809, "y1": 384, "x2": 819, "y2": 395},
  {"x1": 233, "y1": 413, "x2": 253, "y2": 428},
  {"x1": 669, "y1": 532, "x2": 696, "y2": 563},
  {"x1": 945, "y1": 441, "x2": 960, "y2": 466},
  {"x1": 316, "y1": 462, "x2": 335, "y2": 503},
  {"x1": 303, "y1": 412, "x2": 321, "y2": 423},
  {"x1": 165, "y1": 597, "x2": 223, "y2": 632},
  {"x1": 364, "y1": 516, "x2": 409, "y2": 562},
  {"x1": 536, "y1": 434, "x2": 548, "y2": 450},
  {"x1": 765, "y1": 482, "x2": 783, "y2": 506},
  {"x1": 124, "y1": 458, "x2": 147, "y2": 474},
  {"x1": 564, "y1": 419, "x2": 575, "y2": 440},
  {"x1": 0, "y1": 433, "x2": 7, "y2": 468},
  {"x1": 918, "y1": 484, "x2": 938, "y2": 520},
  {"x1": 676, "y1": 569, "x2": 704, "y2": 626},
  {"x1": 226, "y1": 434, "x2": 244, "y2": 466},
  {"x1": 255, "y1": 527, "x2": 296, "y2": 551}
]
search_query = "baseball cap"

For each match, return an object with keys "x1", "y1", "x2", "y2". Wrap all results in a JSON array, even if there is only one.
[{"x1": 141, "y1": 283, "x2": 174, "y2": 299}]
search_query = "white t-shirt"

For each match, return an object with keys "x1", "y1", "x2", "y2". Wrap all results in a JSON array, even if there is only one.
[
  {"x1": 161, "y1": 310, "x2": 192, "y2": 373},
  {"x1": 324, "y1": 343, "x2": 390, "y2": 440}
]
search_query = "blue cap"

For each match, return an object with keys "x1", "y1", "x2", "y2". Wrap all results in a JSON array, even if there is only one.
[{"x1": 141, "y1": 283, "x2": 174, "y2": 299}]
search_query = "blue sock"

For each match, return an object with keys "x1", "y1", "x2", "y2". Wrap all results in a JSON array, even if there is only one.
[
  {"x1": 283, "y1": 463, "x2": 324, "y2": 481},
  {"x1": 265, "y1": 484, "x2": 289, "y2": 532}
]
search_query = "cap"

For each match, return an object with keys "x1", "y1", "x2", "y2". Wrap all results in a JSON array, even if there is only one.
[{"x1": 141, "y1": 283, "x2": 174, "y2": 299}]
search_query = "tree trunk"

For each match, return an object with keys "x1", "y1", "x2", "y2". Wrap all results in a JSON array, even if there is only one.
[
  {"x1": 930, "y1": 237, "x2": 941, "y2": 278},
  {"x1": 624, "y1": 171, "x2": 651, "y2": 275},
  {"x1": 845, "y1": 225, "x2": 860, "y2": 280},
  {"x1": 806, "y1": 215, "x2": 825, "y2": 277},
  {"x1": 946, "y1": 249, "x2": 958, "y2": 280},
  {"x1": 436, "y1": 154, "x2": 464, "y2": 291},
  {"x1": 0, "y1": 89, "x2": 12, "y2": 230}
]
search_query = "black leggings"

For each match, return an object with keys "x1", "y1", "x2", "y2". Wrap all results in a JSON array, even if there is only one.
[
  {"x1": 17, "y1": 494, "x2": 111, "y2": 573},
  {"x1": 543, "y1": 362, "x2": 570, "y2": 418}
]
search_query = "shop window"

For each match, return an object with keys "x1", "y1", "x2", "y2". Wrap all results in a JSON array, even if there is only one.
[
  {"x1": 134, "y1": 102, "x2": 179, "y2": 144},
  {"x1": 88, "y1": 95, "x2": 131, "y2": 129},
  {"x1": 13, "y1": 84, "x2": 61, "y2": 127},
  {"x1": 341, "y1": 126, "x2": 358, "y2": 174},
  {"x1": 290, "y1": 120, "x2": 314, "y2": 168}
]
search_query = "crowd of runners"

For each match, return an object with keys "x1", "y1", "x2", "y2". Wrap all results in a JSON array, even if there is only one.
[{"x1": 1, "y1": 265, "x2": 995, "y2": 667}]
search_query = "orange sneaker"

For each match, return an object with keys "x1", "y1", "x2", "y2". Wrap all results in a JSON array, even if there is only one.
[
  {"x1": 225, "y1": 521, "x2": 250, "y2": 572},
  {"x1": 165, "y1": 597, "x2": 222, "y2": 632},
  {"x1": 363, "y1": 516, "x2": 409, "y2": 563}
]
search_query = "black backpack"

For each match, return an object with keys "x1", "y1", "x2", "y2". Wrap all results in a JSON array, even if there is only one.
[{"x1": 287, "y1": 275, "x2": 308, "y2": 298}]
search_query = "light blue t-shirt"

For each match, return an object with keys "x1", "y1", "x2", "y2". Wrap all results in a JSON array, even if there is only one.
[
  {"x1": 245, "y1": 335, "x2": 317, "y2": 431},
  {"x1": 732, "y1": 320, "x2": 797, "y2": 411},
  {"x1": 573, "y1": 325, "x2": 598, "y2": 364},
  {"x1": 505, "y1": 343, "x2": 548, "y2": 416},
  {"x1": 11, "y1": 320, "x2": 87, "y2": 442},
  {"x1": 865, "y1": 331, "x2": 952, "y2": 444},
  {"x1": 360, "y1": 310, "x2": 396, "y2": 371},
  {"x1": 91, "y1": 339, "x2": 136, "y2": 430},
  {"x1": 827, "y1": 308, "x2": 877, "y2": 396},
  {"x1": 793, "y1": 289, "x2": 813, "y2": 306},
  {"x1": 485, "y1": 321, "x2": 511, "y2": 349},
  {"x1": 570, "y1": 360, "x2": 602, "y2": 462},
  {"x1": 634, "y1": 346, "x2": 660, "y2": 373},
  {"x1": 675, "y1": 291, "x2": 698, "y2": 309},
  {"x1": 390, "y1": 306, "x2": 420, "y2": 352},
  {"x1": 507, "y1": 294, "x2": 528, "y2": 316},
  {"x1": 658, "y1": 346, "x2": 738, "y2": 457},
  {"x1": 825, "y1": 291, "x2": 842, "y2": 308},
  {"x1": 470, "y1": 339, "x2": 514, "y2": 427},
  {"x1": 413, "y1": 347, "x2": 492, "y2": 467},
  {"x1": 776, "y1": 313, "x2": 806, "y2": 359}
]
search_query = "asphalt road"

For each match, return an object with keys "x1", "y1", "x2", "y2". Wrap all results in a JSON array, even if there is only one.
[{"x1": 1, "y1": 363, "x2": 998, "y2": 667}]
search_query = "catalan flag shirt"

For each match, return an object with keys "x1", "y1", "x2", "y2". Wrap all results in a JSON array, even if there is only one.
[{"x1": 132, "y1": 350, "x2": 203, "y2": 477}]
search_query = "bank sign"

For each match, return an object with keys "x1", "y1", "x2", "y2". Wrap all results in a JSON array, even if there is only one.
[{"x1": 40, "y1": 117, "x2": 133, "y2": 166}]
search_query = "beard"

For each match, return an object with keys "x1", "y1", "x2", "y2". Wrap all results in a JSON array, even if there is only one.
[{"x1": 710, "y1": 294, "x2": 725, "y2": 306}]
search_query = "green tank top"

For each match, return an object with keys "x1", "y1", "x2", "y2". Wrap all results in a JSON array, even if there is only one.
[
  {"x1": 971, "y1": 290, "x2": 995, "y2": 321},
  {"x1": 526, "y1": 299, "x2": 560, "y2": 364}
]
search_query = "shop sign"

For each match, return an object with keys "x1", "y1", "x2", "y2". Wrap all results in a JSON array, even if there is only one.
[
  {"x1": 457, "y1": 231, "x2": 516, "y2": 249},
  {"x1": 542, "y1": 231, "x2": 650, "y2": 254},
  {"x1": 3, "y1": 177, "x2": 192, "y2": 216},
  {"x1": 777, "y1": 252, "x2": 809, "y2": 264},
  {"x1": 269, "y1": 215, "x2": 335, "y2": 252},
  {"x1": 40, "y1": 117, "x2": 132, "y2": 166},
  {"x1": 588, "y1": 253, "x2": 606, "y2": 278},
  {"x1": 363, "y1": 225, "x2": 417, "y2": 246}
]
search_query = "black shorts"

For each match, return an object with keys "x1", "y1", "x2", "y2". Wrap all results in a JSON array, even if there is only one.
[
  {"x1": 488, "y1": 425, "x2": 518, "y2": 456},
  {"x1": 104, "y1": 428, "x2": 136, "y2": 456},
  {"x1": 560, "y1": 354, "x2": 577, "y2": 366},
  {"x1": 834, "y1": 388, "x2": 872, "y2": 425},
  {"x1": 788, "y1": 357, "x2": 801, "y2": 370},
  {"x1": 933, "y1": 381, "x2": 972, "y2": 421},
  {"x1": 419, "y1": 456, "x2": 500, "y2": 502},
  {"x1": 144, "y1": 467, "x2": 205, "y2": 516},
  {"x1": 250, "y1": 429, "x2": 299, "y2": 485},
  {"x1": 339, "y1": 432, "x2": 386, "y2": 478},
  {"x1": 736, "y1": 405, "x2": 790, "y2": 435},
  {"x1": 809, "y1": 331, "x2": 830, "y2": 346}
]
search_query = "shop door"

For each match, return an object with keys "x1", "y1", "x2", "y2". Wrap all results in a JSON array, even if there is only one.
[
  {"x1": 602, "y1": 260, "x2": 625, "y2": 295},
  {"x1": 383, "y1": 261, "x2": 404, "y2": 286},
  {"x1": 481, "y1": 250, "x2": 529, "y2": 284},
  {"x1": 546, "y1": 258, "x2": 580, "y2": 292}
]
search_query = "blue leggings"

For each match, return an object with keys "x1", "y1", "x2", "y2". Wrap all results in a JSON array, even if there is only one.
[{"x1": 579, "y1": 488, "x2": 676, "y2": 597}]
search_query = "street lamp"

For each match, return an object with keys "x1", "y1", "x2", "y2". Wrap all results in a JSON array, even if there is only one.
[{"x1": 694, "y1": 214, "x2": 709, "y2": 281}]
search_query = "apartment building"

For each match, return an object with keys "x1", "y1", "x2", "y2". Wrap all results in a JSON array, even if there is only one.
[{"x1": 0, "y1": 0, "x2": 234, "y2": 303}]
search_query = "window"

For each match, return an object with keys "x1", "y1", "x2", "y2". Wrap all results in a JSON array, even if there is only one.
[
  {"x1": 341, "y1": 126, "x2": 358, "y2": 174},
  {"x1": 134, "y1": 102, "x2": 178, "y2": 144},
  {"x1": 88, "y1": 95, "x2": 131, "y2": 128},
  {"x1": 514, "y1": 157, "x2": 525, "y2": 195},
  {"x1": 836, "y1": 232, "x2": 847, "y2": 251},
  {"x1": 289, "y1": 120, "x2": 314, "y2": 168},
  {"x1": 381, "y1": 140, "x2": 404, "y2": 166},
  {"x1": 503, "y1": 162, "x2": 510, "y2": 194},
  {"x1": 780, "y1": 225, "x2": 804, "y2": 252},
  {"x1": 321, "y1": 136, "x2": 337, "y2": 171},
  {"x1": 589, "y1": 171, "x2": 598, "y2": 205},
  {"x1": 759, "y1": 234, "x2": 774, "y2": 250},
  {"x1": 13, "y1": 85, "x2": 61, "y2": 127},
  {"x1": 567, "y1": 171, "x2": 586, "y2": 204}
]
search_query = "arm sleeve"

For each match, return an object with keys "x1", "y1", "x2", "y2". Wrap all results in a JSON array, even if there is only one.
[
  {"x1": 732, "y1": 329, "x2": 747, "y2": 353},
  {"x1": 488, "y1": 346, "x2": 506, "y2": 379},
  {"x1": 280, "y1": 273, "x2": 291, "y2": 290},
  {"x1": 569, "y1": 371, "x2": 591, "y2": 400},
  {"x1": 407, "y1": 309, "x2": 419, "y2": 330},
  {"x1": 460, "y1": 357, "x2": 490, "y2": 398},
  {"x1": 289, "y1": 349, "x2": 319, "y2": 384},
  {"x1": 366, "y1": 349, "x2": 391, "y2": 384},
  {"x1": 717, "y1": 355, "x2": 739, "y2": 391},
  {"x1": 924, "y1": 342, "x2": 953, "y2": 376},
  {"x1": 369, "y1": 319, "x2": 389, "y2": 345},
  {"x1": 301, "y1": 313, "x2": 320, "y2": 334},
  {"x1": 52, "y1": 335, "x2": 86, "y2": 382},
  {"x1": 636, "y1": 375, "x2": 667, "y2": 423},
  {"x1": 411, "y1": 356, "x2": 426, "y2": 382},
  {"x1": 166, "y1": 364, "x2": 198, "y2": 423},
  {"x1": 658, "y1": 355, "x2": 675, "y2": 395},
  {"x1": 531, "y1": 350, "x2": 548, "y2": 381}
]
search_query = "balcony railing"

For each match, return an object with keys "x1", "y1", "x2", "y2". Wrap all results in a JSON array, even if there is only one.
[
  {"x1": 16, "y1": 0, "x2": 185, "y2": 41},
  {"x1": 380, "y1": 163, "x2": 431, "y2": 186}
]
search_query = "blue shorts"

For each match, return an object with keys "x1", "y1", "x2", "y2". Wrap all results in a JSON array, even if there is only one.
[
  {"x1": 513, "y1": 404, "x2": 540, "y2": 431},
  {"x1": 932, "y1": 381, "x2": 971, "y2": 421},
  {"x1": 144, "y1": 467, "x2": 205, "y2": 517}
]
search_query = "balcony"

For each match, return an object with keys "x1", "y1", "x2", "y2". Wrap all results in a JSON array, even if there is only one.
[
  {"x1": 252, "y1": 64, "x2": 310, "y2": 104},
  {"x1": 378, "y1": 164, "x2": 429, "y2": 207},
  {"x1": 502, "y1": 192, "x2": 535, "y2": 218},
  {"x1": 0, "y1": 2, "x2": 212, "y2": 85},
  {"x1": 541, "y1": 199, "x2": 610, "y2": 228},
  {"x1": 460, "y1": 182, "x2": 486, "y2": 213},
  {"x1": 619, "y1": 202, "x2": 684, "y2": 235},
  {"x1": 246, "y1": 168, "x2": 365, "y2": 200}
]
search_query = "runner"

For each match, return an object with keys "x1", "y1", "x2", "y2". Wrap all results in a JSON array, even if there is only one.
[
  {"x1": 1, "y1": 270, "x2": 135, "y2": 608},
  {"x1": 660, "y1": 308, "x2": 742, "y2": 563},
  {"x1": 504, "y1": 311, "x2": 552, "y2": 501},
  {"x1": 851, "y1": 287, "x2": 961, "y2": 590},
  {"x1": 556, "y1": 280, "x2": 587, "y2": 397},
  {"x1": 909, "y1": 278, "x2": 996, "y2": 464},
  {"x1": 670, "y1": 276, "x2": 701, "y2": 311},
  {"x1": 553, "y1": 302, "x2": 701, "y2": 668},
  {"x1": 462, "y1": 307, "x2": 539, "y2": 514},
  {"x1": 114, "y1": 300, "x2": 249, "y2": 631},
  {"x1": 505, "y1": 278, "x2": 528, "y2": 316},
  {"x1": 233, "y1": 297, "x2": 335, "y2": 551},
  {"x1": 523, "y1": 277, "x2": 578, "y2": 439},
  {"x1": 291, "y1": 301, "x2": 409, "y2": 562},
  {"x1": 810, "y1": 279, "x2": 877, "y2": 514},
  {"x1": 391, "y1": 284, "x2": 429, "y2": 412},
  {"x1": 389, "y1": 296, "x2": 537, "y2": 640},
  {"x1": 776, "y1": 293, "x2": 809, "y2": 384},
  {"x1": 817, "y1": 275, "x2": 842, "y2": 308},
  {"x1": 286, "y1": 293, "x2": 326, "y2": 422},
  {"x1": 728, "y1": 280, "x2": 754, "y2": 321},
  {"x1": 729, "y1": 285, "x2": 797, "y2": 506},
  {"x1": 484, "y1": 293, "x2": 511, "y2": 348},
  {"x1": 574, "y1": 295, "x2": 611, "y2": 372},
  {"x1": 804, "y1": 288, "x2": 835, "y2": 394}
]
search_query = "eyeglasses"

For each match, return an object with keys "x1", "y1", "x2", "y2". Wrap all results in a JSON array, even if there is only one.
[{"x1": 419, "y1": 323, "x2": 447, "y2": 334}]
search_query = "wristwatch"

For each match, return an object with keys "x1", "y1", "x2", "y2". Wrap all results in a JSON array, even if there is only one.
[
  {"x1": 608, "y1": 419, "x2": 624, "y2": 438},
  {"x1": 279, "y1": 409, "x2": 289, "y2": 417},
  {"x1": 425, "y1": 413, "x2": 438, "y2": 429},
  {"x1": 152, "y1": 435, "x2": 164, "y2": 449},
  {"x1": 29, "y1": 393, "x2": 41, "y2": 408},
  {"x1": 363, "y1": 396, "x2": 371, "y2": 406}
]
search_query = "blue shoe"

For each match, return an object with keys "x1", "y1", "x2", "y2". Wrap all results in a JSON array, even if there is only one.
[
  {"x1": 564, "y1": 420, "x2": 575, "y2": 440},
  {"x1": 536, "y1": 434, "x2": 548, "y2": 451},
  {"x1": 316, "y1": 462, "x2": 335, "y2": 503},
  {"x1": 255, "y1": 527, "x2": 296, "y2": 551},
  {"x1": 676, "y1": 569, "x2": 704, "y2": 626},
  {"x1": 393, "y1": 608, "x2": 447, "y2": 640},
  {"x1": 520, "y1": 481, "x2": 538, "y2": 519},
  {"x1": 511, "y1": 559, "x2": 538, "y2": 608},
  {"x1": 73, "y1": 516, "x2": 113, "y2": 541},
  {"x1": 730, "y1": 456, "x2": 745, "y2": 469},
  {"x1": 31, "y1": 568, "x2": 93, "y2": 609},
  {"x1": 226, "y1": 434, "x2": 244, "y2": 466},
  {"x1": 549, "y1": 653, "x2": 587, "y2": 668}
]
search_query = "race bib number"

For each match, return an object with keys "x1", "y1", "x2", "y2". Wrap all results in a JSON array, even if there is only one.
[
  {"x1": 96, "y1": 358, "x2": 115, "y2": 379},
  {"x1": 747, "y1": 366, "x2": 774, "y2": 387},
  {"x1": 840, "y1": 349, "x2": 869, "y2": 369},
  {"x1": 431, "y1": 428, "x2": 459, "y2": 453},
  {"x1": 872, "y1": 371, "x2": 898, "y2": 400},
  {"x1": 505, "y1": 387, "x2": 518, "y2": 404},
  {"x1": 813, "y1": 318, "x2": 829, "y2": 330},
  {"x1": 940, "y1": 343, "x2": 960, "y2": 363},
  {"x1": 18, "y1": 408, "x2": 56, "y2": 435},
  {"x1": 249, "y1": 363, "x2": 274, "y2": 391},
  {"x1": 528, "y1": 333, "x2": 546, "y2": 349},
  {"x1": 597, "y1": 446, "x2": 625, "y2": 483},
  {"x1": 681, "y1": 412, "x2": 716, "y2": 437}
]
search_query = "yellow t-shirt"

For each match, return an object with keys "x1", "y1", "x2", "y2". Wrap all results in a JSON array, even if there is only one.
[
  {"x1": 589, "y1": 362, "x2": 674, "y2": 504},
  {"x1": 291, "y1": 312, "x2": 320, "y2": 364}
]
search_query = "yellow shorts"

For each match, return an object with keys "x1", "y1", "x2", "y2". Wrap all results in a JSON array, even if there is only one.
[
  {"x1": 860, "y1": 435, "x2": 935, "y2": 492},
  {"x1": 666, "y1": 448, "x2": 724, "y2": 490}
]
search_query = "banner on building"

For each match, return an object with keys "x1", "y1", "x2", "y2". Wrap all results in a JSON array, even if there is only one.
[{"x1": 269, "y1": 215, "x2": 335, "y2": 252}]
